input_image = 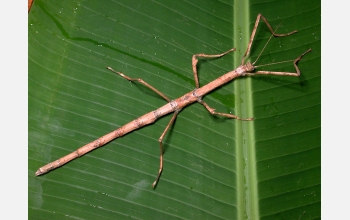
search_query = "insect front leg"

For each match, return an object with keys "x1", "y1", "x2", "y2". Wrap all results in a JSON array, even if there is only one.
[
  {"x1": 241, "y1": 14, "x2": 298, "y2": 65},
  {"x1": 247, "y1": 49, "x2": 312, "y2": 77}
]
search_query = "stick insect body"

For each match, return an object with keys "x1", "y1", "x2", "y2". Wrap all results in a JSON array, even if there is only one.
[{"x1": 36, "y1": 14, "x2": 311, "y2": 188}]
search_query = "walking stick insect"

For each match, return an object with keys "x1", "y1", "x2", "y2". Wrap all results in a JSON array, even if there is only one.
[{"x1": 36, "y1": 14, "x2": 311, "y2": 188}]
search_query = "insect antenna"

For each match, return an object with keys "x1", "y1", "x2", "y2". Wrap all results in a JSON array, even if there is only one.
[
  {"x1": 253, "y1": 59, "x2": 296, "y2": 69},
  {"x1": 252, "y1": 22, "x2": 305, "y2": 70},
  {"x1": 252, "y1": 23, "x2": 281, "y2": 65}
]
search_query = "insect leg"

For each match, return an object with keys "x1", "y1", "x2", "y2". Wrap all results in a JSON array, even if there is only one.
[
  {"x1": 241, "y1": 14, "x2": 298, "y2": 65},
  {"x1": 106, "y1": 67, "x2": 171, "y2": 102},
  {"x1": 152, "y1": 111, "x2": 179, "y2": 188},
  {"x1": 192, "y1": 48, "x2": 236, "y2": 88},
  {"x1": 248, "y1": 49, "x2": 312, "y2": 77},
  {"x1": 199, "y1": 100, "x2": 253, "y2": 121}
]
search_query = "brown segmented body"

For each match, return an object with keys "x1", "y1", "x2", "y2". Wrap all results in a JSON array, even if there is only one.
[{"x1": 36, "y1": 14, "x2": 311, "y2": 188}]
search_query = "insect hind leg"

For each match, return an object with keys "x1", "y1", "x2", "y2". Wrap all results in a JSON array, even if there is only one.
[{"x1": 106, "y1": 67, "x2": 171, "y2": 102}]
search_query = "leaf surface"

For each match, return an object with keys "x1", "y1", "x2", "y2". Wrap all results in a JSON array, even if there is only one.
[{"x1": 28, "y1": 0, "x2": 320, "y2": 219}]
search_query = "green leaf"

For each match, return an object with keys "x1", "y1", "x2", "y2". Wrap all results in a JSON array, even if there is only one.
[{"x1": 29, "y1": 0, "x2": 320, "y2": 219}]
